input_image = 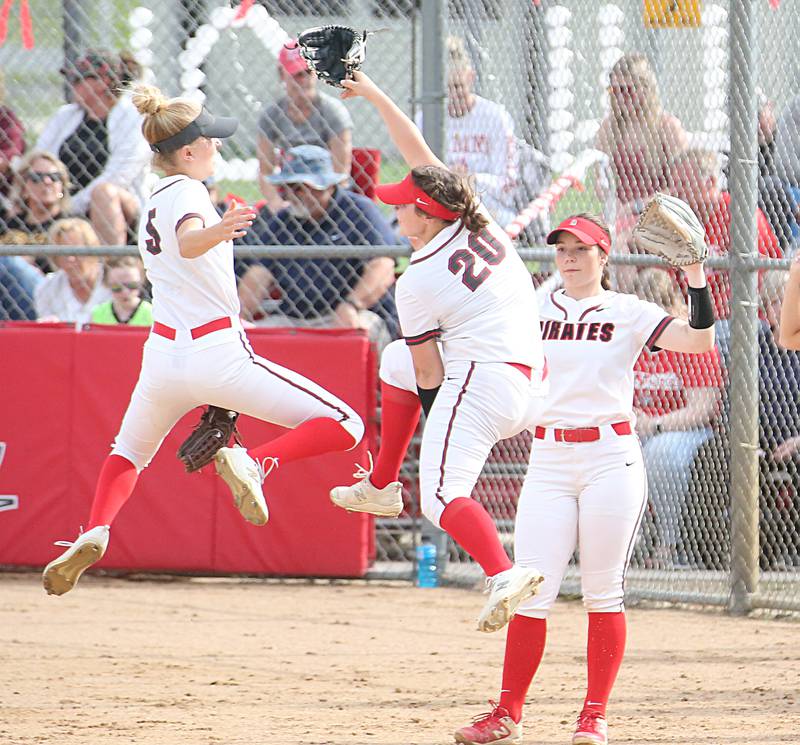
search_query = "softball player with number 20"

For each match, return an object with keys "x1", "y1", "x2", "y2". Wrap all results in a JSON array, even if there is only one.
[
  {"x1": 454, "y1": 213, "x2": 715, "y2": 745},
  {"x1": 42, "y1": 84, "x2": 364, "y2": 596},
  {"x1": 331, "y1": 71, "x2": 548, "y2": 632}
]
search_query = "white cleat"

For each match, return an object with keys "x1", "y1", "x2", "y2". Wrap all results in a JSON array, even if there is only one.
[
  {"x1": 330, "y1": 477, "x2": 402, "y2": 517},
  {"x1": 330, "y1": 455, "x2": 403, "y2": 518},
  {"x1": 42, "y1": 525, "x2": 110, "y2": 596},
  {"x1": 214, "y1": 447, "x2": 270, "y2": 526},
  {"x1": 477, "y1": 565, "x2": 544, "y2": 633}
]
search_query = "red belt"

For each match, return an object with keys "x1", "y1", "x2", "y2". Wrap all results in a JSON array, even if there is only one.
[
  {"x1": 507, "y1": 362, "x2": 532, "y2": 380},
  {"x1": 534, "y1": 421, "x2": 632, "y2": 443},
  {"x1": 152, "y1": 316, "x2": 233, "y2": 341}
]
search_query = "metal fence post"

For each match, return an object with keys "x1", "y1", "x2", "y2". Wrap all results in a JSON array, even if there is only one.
[
  {"x1": 728, "y1": 0, "x2": 760, "y2": 616},
  {"x1": 419, "y1": 0, "x2": 446, "y2": 160}
]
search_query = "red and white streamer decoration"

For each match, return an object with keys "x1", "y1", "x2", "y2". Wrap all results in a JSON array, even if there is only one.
[
  {"x1": 0, "y1": 0, "x2": 33, "y2": 49},
  {"x1": 504, "y1": 149, "x2": 605, "y2": 240}
]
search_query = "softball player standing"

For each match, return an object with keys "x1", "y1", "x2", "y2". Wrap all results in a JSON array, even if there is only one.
[
  {"x1": 330, "y1": 72, "x2": 547, "y2": 632},
  {"x1": 43, "y1": 84, "x2": 364, "y2": 596},
  {"x1": 454, "y1": 214, "x2": 715, "y2": 745}
]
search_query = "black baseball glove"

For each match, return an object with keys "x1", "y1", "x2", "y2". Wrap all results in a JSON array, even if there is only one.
[
  {"x1": 177, "y1": 406, "x2": 240, "y2": 473},
  {"x1": 296, "y1": 25, "x2": 367, "y2": 88}
]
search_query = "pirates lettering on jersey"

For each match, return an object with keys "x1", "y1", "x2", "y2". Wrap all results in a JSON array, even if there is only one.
[{"x1": 540, "y1": 319, "x2": 616, "y2": 342}]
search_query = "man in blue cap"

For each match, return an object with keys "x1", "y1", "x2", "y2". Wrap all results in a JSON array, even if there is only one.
[{"x1": 239, "y1": 144, "x2": 399, "y2": 346}]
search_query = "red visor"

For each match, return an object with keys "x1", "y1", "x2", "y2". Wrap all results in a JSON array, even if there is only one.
[
  {"x1": 546, "y1": 216, "x2": 611, "y2": 254},
  {"x1": 375, "y1": 173, "x2": 460, "y2": 221}
]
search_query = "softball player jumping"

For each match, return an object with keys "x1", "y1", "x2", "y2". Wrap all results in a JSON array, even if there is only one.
[
  {"x1": 330, "y1": 72, "x2": 547, "y2": 633},
  {"x1": 42, "y1": 84, "x2": 364, "y2": 596},
  {"x1": 454, "y1": 214, "x2": 715, "y2": 745}
]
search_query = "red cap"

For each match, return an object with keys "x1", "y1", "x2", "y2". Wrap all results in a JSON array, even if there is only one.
[
  {"x1": 375, "y1": 173, "x2": 460, "y2": 221},
  {"x1": 546, "y1": 216, "x2": 611, "y2": 254},
  {"x1": 279, "y1": 41, "x2": 310, "y2": 76}
]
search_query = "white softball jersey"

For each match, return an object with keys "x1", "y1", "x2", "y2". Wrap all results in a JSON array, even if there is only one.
[
  {"x1": 395, "y1": 218, "x2": 544, "y2": 372},
  {"x1": 109, "y1": 174, "x2": 364, "y2": 472},
  {"x1": 415, "y1": 97, "x2": 517, "y2": 225},
  {"x1": 514, "y1": 288, "x2": 675, "y2": 618},
  {"x1": 137, "y1": 175, "x2": 240, "y2": 331},
  {"x1": 390, "y1": 218, "x2": 546, "y2": 526},
  {"x1": 536, "y1": 289, "x2": 672, "y2": 429}
]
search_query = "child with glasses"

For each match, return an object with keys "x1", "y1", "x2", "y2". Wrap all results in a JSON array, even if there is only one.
[{"x1": 90, "y1": 256, "x2": 152, "y2": 325}]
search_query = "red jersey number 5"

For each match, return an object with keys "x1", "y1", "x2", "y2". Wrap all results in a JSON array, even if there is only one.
[
  {"x1": 145, "y1": 208, "x2": 162, "y2": 255},
  {"x1": 448, "y1": 229, "x2": 507, "y2": 292}
]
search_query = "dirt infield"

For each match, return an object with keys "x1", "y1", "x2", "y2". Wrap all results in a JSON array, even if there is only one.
[{"x1": 1, "y1": 572, "x2": 798, "y2": 745}]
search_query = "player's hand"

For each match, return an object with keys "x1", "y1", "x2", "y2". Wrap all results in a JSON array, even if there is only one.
[
  {"x1": 340, "y1": 71, "x2": 380, "y2": 102},
  {"x1": 789, "y1": 252, "x2": 800, "y2": 280},
  {"x1": 771, "y1": 435, "x2": 800, "y2": 462},
  {"x1": 334, "y1": 300, "x2": 362, "y2": 328},
  {"x1": 680, "y1": 262, "x2": 706, "y2": 289},
  {"x1": 218, "y1": 204, "x2": 256, "y2": 241}
]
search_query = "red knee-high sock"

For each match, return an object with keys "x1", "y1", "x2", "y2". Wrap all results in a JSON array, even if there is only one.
[
  {"x1": 371, "y1": 382, "x2": 420, "y2": 488},
  {"x1": 439, "y1": 497, "x2": 513, "y2": 577},
  {"x1": 87, "y1": 454, "x2": 139, "y2": 528},
  {"x1": 499, "y1": 615, "x2": 547, "y2": 723},
  {"x1": 248, "y1": 417, "x2": 355, "y2": 466},
  {"x1": 583, "y1": 611, "x2": 627, "y2": 717}
]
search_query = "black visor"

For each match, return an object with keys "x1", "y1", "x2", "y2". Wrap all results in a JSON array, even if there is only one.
[{"x1": 150, "y1": 108, "x2": 238, "y2": 153}]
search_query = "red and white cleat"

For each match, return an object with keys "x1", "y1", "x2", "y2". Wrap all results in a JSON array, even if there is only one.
[
  {"x1": 572, "y1": 710, "x2": 608, "y2": 745},
  {"x1": 454, "y1": 701, "x2": 522, "y2": 745}
]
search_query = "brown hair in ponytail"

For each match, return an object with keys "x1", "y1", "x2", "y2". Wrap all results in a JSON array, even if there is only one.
[{"x1": 410, "y1": 165, "x2": 490, "y2": 233}]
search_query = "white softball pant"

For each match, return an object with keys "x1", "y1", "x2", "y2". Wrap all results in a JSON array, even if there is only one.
[
  {"x1": 514, "y1": 433, "x2": 647, "y2": 617},
  {"x1": 379, "y1": 339, "x2": 545, "y2": 527},
  {"x1": 112, "y1": 323, "x2": 364, "y2": 472}
]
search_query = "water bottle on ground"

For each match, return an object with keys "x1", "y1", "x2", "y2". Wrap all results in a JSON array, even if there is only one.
[{"x1": 415, "y1": 539, "x2": 438, "y2": 588}]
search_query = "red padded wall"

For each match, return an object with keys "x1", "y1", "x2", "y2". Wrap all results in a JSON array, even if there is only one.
[{"x1": 0, "y1": 323, "x2": 376, "y2": 577}]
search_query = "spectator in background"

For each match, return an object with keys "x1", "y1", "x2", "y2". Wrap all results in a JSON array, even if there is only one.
[
  {"x1": 0, "y1": 255, "x2": 42, "y2": 320},
  {"x1": 0, "y1": 68, "x2": 25, "y2": 204},
  {"x1": 34, "y1": 218, "x2": 110, "y2": 322},
  {"x1": 668, "y1": 147, "x2": 781, "y2": 361},
  {"x1": 633, "y1": 269, "x2": 724, "y2": 568},
  {"x1": 773, "y1": 91, "x2": 800, "y2": 190},
  {"x1": 36, "y1": 49, "x2": 151, "y2": 246},
  {"x1": 415, "y1": 36, "x2": 519, "y2": 228},
  {"x1": 239, "y1": 145, "x2": 397, "y2": 347},
  {"x1": 757, "y1": 270, "x2": 800, "y2": 568},
  {"x1": 596, "y1": 53, "x2": 688, "y2": 231},
  {"x1": 755, "y1": 92, "x2": 796, "y2": 251},
  {"x1": 90, "y1": 256, "x2": 152, "y2": 326},
  {"x1": 0, "y1": 150, "x2": 71, "y2": 246},
  {"x1": 257, "y1": 41, "x2": 353, "y2": 215}
]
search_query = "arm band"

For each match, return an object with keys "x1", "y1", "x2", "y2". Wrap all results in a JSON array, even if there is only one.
[
  {"x1": 417, "y1": 385, "x2": 440, "y2": 418},
  {"x1": 687, "y1": 284, "x2": 715, "y2": 329}
]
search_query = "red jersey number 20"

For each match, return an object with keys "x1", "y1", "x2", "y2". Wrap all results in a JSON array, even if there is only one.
[
  {"x1": 448, "y1": 229, "x2": 506, "y2": 292},
  {"x1": 144, "y1": 208, "x2": 162, "y2": 255}
]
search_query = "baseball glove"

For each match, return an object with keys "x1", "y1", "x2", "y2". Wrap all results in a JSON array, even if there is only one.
[
  {"x1": 632, "y1": 192, "x2": 708, "y2": 266},
  {"x1": 177, "y1": 406, "x2": 240, "y2": 473},
  {"x1": 296, "y1": 25, "x2": 367, "y2": 88}
]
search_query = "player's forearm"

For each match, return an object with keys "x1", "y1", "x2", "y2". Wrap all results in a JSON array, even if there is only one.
[
  {"x1": 178, "y1": 225, "x2": 226, "y2": 259},
  {"x1": 370, "y1": 90, "x2": 444, "y2": 171}
]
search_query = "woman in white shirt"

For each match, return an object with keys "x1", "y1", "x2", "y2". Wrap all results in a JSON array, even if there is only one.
[
  {"x1": 36, "y1": 49, "x2": 151, "y2": 245},
  {"x1": 34, "y1": 218, "x2": 111, "y2": 323}
]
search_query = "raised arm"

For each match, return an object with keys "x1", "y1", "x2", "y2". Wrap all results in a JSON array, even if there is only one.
[
  {"x1": 654, "y1": 263, "x2": 716, "y2": 354},
  {"x1": 341, "y1": 72, "x2": 446, "y2": 171}
]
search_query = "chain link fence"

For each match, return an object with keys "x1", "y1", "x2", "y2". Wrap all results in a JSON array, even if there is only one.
[{"x1": 1, "y1": 0, "x2": 799, "y2": 614}]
